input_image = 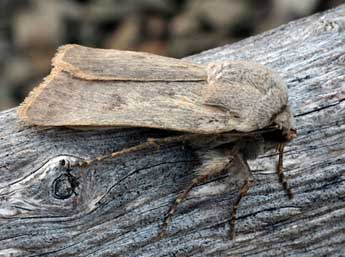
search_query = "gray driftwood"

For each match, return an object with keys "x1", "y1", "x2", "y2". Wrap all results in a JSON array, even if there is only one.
[{"x1": 1, "y1": 5, "x2": 345, "y2": 257}]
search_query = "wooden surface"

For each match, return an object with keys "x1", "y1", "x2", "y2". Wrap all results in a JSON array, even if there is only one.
[{"x1": 1, "y1": 5, "x2": 345, "y2": 257}]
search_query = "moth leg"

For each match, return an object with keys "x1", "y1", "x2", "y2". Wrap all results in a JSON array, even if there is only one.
[
  {"x1": 229, "y1": 176, "x2": 254, "y2": 240},
  {"x1": 276, "y1": 143, "x2": 293, "y2": 199},
  {"x1": 69, "y1": 130, "x2": 274, "y2": 168},
  {"x1": 158, "y1": 149, "x2": 234, "y2": 239},
  {"x1": 228, "y1": 154, "x2": 255, "y2": 240},
  {"x1": 157, "y1": 174, "x2": 210, "y2": 239},
  {"x1": 70, "y1": 134, "x2": 198, "y2": 168}
]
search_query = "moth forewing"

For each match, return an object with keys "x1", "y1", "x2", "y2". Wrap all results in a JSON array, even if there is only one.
[
  {"x1": 18, "y1": 71, "x2": 231, "y2": 132},
  {"x1": 18, "y1": 44, "x2": 291, "y2": 135},
  {"x1": 52, "y1": 44, "x2": 207, "y2": 81}
]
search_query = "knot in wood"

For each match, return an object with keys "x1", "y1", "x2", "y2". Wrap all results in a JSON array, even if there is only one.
[{"x1": 52, "y1": 173, "x2": 79, "y2": 200}]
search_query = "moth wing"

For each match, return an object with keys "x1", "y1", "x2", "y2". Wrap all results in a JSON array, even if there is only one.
[
  {"x1": 203, "y1": 61, "x2": 289, "y2": 132},
  {"x1": 18, "y1": 45, "x2": 234, "y2": 133},
  {"x1": 18, "y1": 46, "x2": 290, "y2": 134},
  {"x1": 52, "y1": 44, "x2": 206, "y2": 81}
]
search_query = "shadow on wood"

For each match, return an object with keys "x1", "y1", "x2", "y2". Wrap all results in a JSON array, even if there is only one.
[{"x1": 0, "y1": 5, "x2": 345, "y2": 257}]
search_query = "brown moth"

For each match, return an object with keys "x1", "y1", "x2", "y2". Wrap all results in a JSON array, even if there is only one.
[{"x1": 18, "y1": 44, "x2": 296, "y2": 239}]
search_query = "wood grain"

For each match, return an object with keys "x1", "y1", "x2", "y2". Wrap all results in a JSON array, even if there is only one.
[{"x1": 1, "y1": 5, "x2": 345, "y2": 257}]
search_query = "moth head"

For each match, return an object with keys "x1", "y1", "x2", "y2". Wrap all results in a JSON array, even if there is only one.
[{"x1": 272, "y1": 105, "x2": 297, "y2": 142}]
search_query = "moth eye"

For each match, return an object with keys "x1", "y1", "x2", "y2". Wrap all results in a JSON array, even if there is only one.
[{"x1": 52, "y1": 173, "x2": 79, "y2": 200}]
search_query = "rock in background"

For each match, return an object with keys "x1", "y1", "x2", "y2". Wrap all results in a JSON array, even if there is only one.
[{"x1": 0, "y1": 0, "x2": 342, "y2": 110}]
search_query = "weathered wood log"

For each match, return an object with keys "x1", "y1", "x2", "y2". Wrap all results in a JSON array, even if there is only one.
[{"x1": 1, "y1": 5, "x2": 345, "y2": 257}]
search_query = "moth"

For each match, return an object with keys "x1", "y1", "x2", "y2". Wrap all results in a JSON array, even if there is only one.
[{"x1": 18, "y1": 44, "x2": 296, "y2": 239}]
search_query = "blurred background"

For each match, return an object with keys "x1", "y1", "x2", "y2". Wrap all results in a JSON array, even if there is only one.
[{"x1": 0, "y1": 0, "x2": 342, "y2": 111}]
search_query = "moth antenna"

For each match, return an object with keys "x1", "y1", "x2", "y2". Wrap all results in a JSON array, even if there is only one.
[{"x1": 276, "y1": 143, "x2": 293, "y2": 199}]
